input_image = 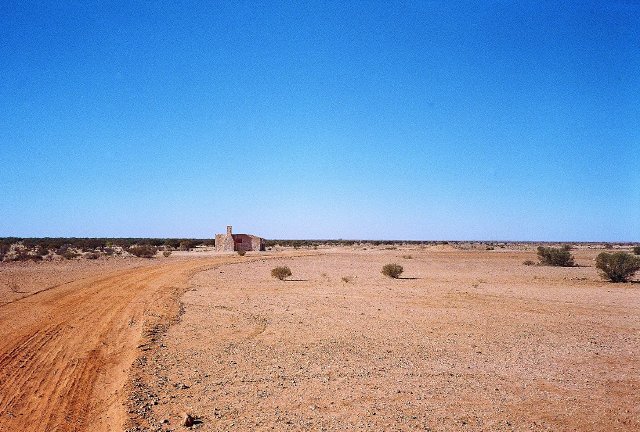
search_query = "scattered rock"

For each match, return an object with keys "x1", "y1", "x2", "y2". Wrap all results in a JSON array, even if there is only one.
[{"x1": 182, "y1": 413, "x2": 195, "y2": 427}]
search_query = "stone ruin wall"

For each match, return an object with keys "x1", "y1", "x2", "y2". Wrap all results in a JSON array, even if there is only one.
[
  {"x1": 232, "y1": 234, "x2": 265, "y2": 252},
  {"x1": 215, "y1": 227, "x2": 235, "y2": 252},
  {"x1": 215, "y1": 226, "x2": 265, "y2": 252}
]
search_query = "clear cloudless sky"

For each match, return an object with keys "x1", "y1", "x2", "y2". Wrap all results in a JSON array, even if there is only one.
[{"x1": 1, "y1": 1, "x2": 638, "y2": 241}]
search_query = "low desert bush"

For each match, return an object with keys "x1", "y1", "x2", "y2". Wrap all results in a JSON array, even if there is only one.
[
  {"x1": 382, "y1": 263, "x2": 403, "y2": 278},
  {"x1": 595, "y1": 252, "x2": 640, "y2": 283},
  {"x1": 271, "y1": 266, "x2": 292, "y2": 281},
  {"x1": 341, "y1": 276, "x2": 354, "y2": 283},
  {"x1": 0, "y1": 243, "x2": 9, "y2": 261},
  {"x1": 11, "y1": 251, "x2": 42, "y2": 262},
  {"x1": 237, "y1": 249, "x2": 246, "y2": 256},
  {"x1": 523, "y1": 259, "x2": 536, "y2": 266},
  {"x1": 402, "y1": 255, "x2": 413, "y2": 259},
  {"x1": 163, "y1": 250, "x2": 172, "y2": 257},
  {"x1": 633, "y1": 246, "x2": 640, "y2": 255},
  {"x1": 63, "y1": 250, "x2": 79, "y2": 260},
  {"x1": 128, "y1": 245, "x2": 157, "y2": 258},
  {"x1": 84, "y1": 252, "x2": 99, "y2": 260},
  {"x1": 536, "y1": 246, "x2": 575, "y2": 267},
  {"x1": 35, "y1": 246, "x2": 49, "y2": 256}
]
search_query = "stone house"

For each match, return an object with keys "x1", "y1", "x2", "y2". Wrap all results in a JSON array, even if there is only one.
[{"x1": 215, "y1": 226, "x2": 265, "y2": 252}]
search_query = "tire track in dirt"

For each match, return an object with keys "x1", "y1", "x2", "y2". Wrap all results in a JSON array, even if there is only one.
[{"x1": 0, "y1": 256, "x2": 254, "y2": 432}]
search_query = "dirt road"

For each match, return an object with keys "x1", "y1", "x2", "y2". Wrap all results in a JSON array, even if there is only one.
[{"x1": 0, "y1": 256, "x2": 248, "y2": 432}]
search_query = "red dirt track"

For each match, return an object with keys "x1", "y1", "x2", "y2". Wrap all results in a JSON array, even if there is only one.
[{"x1": 0, "y1": 257, "x2": 246, "y2": 431}]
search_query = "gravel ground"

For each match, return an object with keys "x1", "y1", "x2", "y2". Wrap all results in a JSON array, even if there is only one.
[
  {"x1": 0, "y1": 257, "x2": 164, "y2": 304},
  {"x1": 134, "y1": 247, "x2": 640, "y2": 431}
]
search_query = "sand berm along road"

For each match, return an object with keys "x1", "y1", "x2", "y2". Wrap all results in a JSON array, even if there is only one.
[{"x1": 0, "y1": 255, "x2": 295, "y2": 431}]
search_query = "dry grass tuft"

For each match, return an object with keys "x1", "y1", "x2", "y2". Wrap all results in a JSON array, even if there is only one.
[
  {"x1": 382, "y1": 263, "x2": 403, "y2": 279},
  {"x1": 271, "y1": 266, "x2": 292, "y2": 281}
]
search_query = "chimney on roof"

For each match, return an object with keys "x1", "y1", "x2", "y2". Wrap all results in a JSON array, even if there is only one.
[{"x1": 227, "y1": 225, "x2": 232, "y2": 236}]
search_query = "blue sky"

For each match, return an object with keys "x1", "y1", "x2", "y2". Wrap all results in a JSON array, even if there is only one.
[{"x1": 1, "y1": 1, "x2": 638, "y2": 241}]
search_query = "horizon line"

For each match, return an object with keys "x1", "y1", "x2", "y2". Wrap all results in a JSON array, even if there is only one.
[{"x1": 0, "y1": 236, "x2": 638, "y2": 244}]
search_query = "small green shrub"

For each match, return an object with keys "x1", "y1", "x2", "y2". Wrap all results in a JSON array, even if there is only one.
[
  {"x1": 341, "y1": 276, "x2": 354, "y2": 283},
  {"x1": 523, "y1": 260, "x2": 536, "y2": 266},
  {"x1": 382, "y1": 263, "x2": 403, "y2": 278},
  {"x1": 596, "y1": 252, "x2": 640, "y2": 283},
  {"x1": 84, "y1": 252, "x2": 99, "y2": 260},
  {"x1": 536, "y1": 246, "x2": 575, "y2": 267},
  {"x1": 163, "y1": 250, "x2": 172, "y2": 257},
  {"x1": 633, "y1": 246, "x2": 640, "y2": 255},
  {"x1": 128, "y1": 245, "x2": 157, "y2": 258},
  {"x1": 271, "y1": 266, "x2": 292, "y2": 281},
  {"x1": 237, "y1": 249, "x2": 246, "y2": 256}
]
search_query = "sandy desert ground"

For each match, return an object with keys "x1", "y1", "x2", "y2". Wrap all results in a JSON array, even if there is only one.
[{"x1": 1, "y1": 246, "x2": 638, "y2": 431}]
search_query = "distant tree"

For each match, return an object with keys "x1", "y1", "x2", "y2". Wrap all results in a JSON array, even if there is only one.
[
  {"x1": 179, "y1": 240, "x2": 195, "y2": 251},
  {"x1": 164, "y1": 239, "x2": 181, "y2": 249},
  {"x1": 127, "y1": 245, "x2": 157, "y2": 258}
]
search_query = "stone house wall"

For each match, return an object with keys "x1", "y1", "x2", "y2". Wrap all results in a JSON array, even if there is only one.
[{"x1": 215, "y1": 226, "x2": 265, "y2": 252}]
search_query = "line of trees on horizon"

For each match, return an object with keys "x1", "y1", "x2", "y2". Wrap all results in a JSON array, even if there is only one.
[
  {"x1": 0, "y1": 237, "x2": 215, "y2": 250},
  {"x1": 1, "y1": 237, "x2": 638, "y2": 249}
]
